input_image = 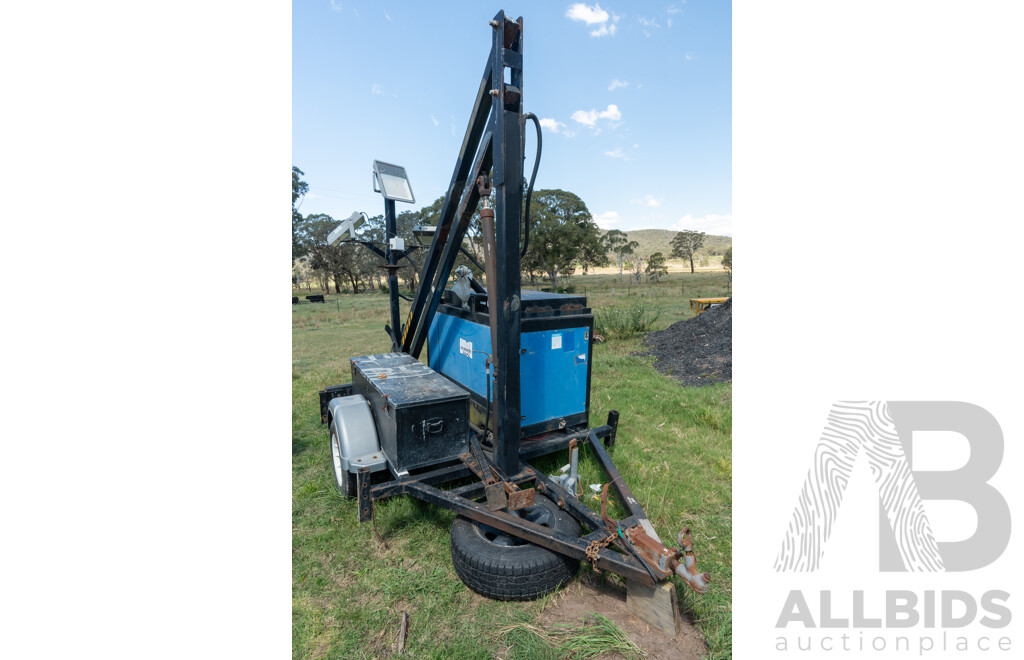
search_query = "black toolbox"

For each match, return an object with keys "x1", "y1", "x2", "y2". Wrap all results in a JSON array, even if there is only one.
[{"x1": 350, "y1": 353, "x2": 470, "y2": 473}]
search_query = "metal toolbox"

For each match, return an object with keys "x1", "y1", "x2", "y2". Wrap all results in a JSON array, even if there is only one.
[{"x1": 350, "y1": 352, "x2": 470, "y2": 473}]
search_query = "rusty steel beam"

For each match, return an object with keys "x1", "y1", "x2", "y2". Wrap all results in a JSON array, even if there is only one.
[{"x1": 402, "y1": 479, "x2": 656, "y2": 585}]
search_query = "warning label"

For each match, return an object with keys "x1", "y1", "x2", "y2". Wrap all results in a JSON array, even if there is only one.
[{"x1": 460, "y1": 338, "x2": 473, "y2": 358}]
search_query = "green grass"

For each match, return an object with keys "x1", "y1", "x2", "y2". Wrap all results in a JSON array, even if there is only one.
[
  {"x1": 293, "y1": 271, "x2": 732, "y2": 658},
  {"x1": 499, "y1": 613, "x2": 646, "y2": 659}
]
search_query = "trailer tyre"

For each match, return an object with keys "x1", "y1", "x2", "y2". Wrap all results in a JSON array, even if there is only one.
[
  {"x1": 329, "y1": 424, "x2": 355, "y2": 498},
  {"x1": 450, "y1": 495, "x2": 581, "y2": 601}
]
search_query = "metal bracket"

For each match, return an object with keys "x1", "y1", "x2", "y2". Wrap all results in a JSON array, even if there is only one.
[
  {"x1": 507, "y1": 487, "x2": 535, "y2": 511},
  {"x1": 484, "y1": 482, "x2": 508, "y2": 511},
  {"x1": 357, "y1": 467, "x2": 373, "y2": 523}
]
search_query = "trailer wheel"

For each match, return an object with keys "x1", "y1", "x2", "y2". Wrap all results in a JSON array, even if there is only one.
[
  {"x1": 329, "y1": 424, "x2": 355, "y2": 498},
  {"x1": 450, "y1": 495, "x2": 581, "y2": 601}
]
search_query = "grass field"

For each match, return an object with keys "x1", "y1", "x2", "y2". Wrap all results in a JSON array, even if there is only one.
[{"x1": 293, "y1": 271, "x2": 732, "y2": 658}]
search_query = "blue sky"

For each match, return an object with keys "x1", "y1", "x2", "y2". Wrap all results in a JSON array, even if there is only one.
[{"x1": 293, "y1": 1, "x2": 731, "y2": 235}]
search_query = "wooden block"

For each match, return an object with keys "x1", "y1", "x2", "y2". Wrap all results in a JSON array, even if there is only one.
[{"x1": 626, "y1": 580, "x2": 680, "y2": 638}]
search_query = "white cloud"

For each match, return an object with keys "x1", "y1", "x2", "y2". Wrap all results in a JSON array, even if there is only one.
[
  {"x1": 371, "y1": 83, "x2": 382, "y2": 94},
  {"x1": 566, "y1": 3, "x2": 620, "y2": 38},
  {"x1": 450, "y1": 115, "x2": 457, "y2": 136},
  {"x1": 685, "y1": 52, "x2": 694, "y2": 61},
  {"x1": 573, "y1": 109, "x2": 598, "y2": 126},
  {"x1": 638, "y1": 17, "x2": 660, "y2": 28},
  {"x1": 633, "y1": 194, "x2": 662, "y2": 207},
  {"x1": 572, "y1": 109, "x2": 598, "y2": 127},
  {"x1": 538, "y1": 117, "x2": 561, "y2": 131},
  {"x1": 385, "y1": 12, "x2": 393, "y2": 22},
  {"x1": 608, "y1": 78, "x2": 629, "y2": 91},
  {"x1": 594, "y1": 211, "x2": 621, "y2": 229},
  {"x1": 674, "y1": 213, "x2": 733, "y2": 236},
  {"x1": 604, "y1": 148, "x2": 626, "y2": 159},
  {"x1": 538, "y1": 117, "x2": 573, "y2": 136},
  {"x1": 666, "y1": 2, "x2": 684, "y2": 14},
  {"x1": 590, "y1": 23, "x2": 618, "y2": 37},
  {"x1": 571, "y1": 104, "x2": 622, "y2": 128},
  {"x1": 566, "y1": 3, "x2": 609, "y2": 24},
  {"x1": 667, "y1": 18, "x2": 673, "y2": 28},
  {"x1": 430, "y1": 114, "x2": 439, "y2": 127},
  {"x1": 330, "y1": 0, "x2": 343, "y2": 11}
]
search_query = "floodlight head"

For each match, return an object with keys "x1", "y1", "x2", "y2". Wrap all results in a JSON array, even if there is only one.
[
  {"x1": 412, "y1": 225, "x2": 436, "y2": 246},
  {"x1": 328, "y1": 211, "x2": 368, "y2": 247},
  {"x1": 372, "y1": 160, "x2": 415, "y2": 204}
]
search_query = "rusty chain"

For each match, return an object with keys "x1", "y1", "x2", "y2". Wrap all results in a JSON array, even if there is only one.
[{"x1": 584, "y1": 533, "x2": 616, "y2": 571}]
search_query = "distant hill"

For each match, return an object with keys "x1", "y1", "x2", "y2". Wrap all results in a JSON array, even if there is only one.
[{"x1": 604, "y1": 229, "x2": 732, "y2": 259}]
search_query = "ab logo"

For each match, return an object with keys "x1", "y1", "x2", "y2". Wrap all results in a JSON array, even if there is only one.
[{"x1": 775, "y1": 401, "x2": 1010, "y2": 572}]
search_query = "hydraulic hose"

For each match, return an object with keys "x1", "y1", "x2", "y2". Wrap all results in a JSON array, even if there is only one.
[{"x1": 520, "y1": 112, "x2": 542, "y2": 258}]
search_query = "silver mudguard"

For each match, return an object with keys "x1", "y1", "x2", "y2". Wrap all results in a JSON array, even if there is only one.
[{"x1": 327, "y1": 394, "x2": 387, "y2": 473}]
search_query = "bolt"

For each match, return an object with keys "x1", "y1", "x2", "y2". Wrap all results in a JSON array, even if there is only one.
[
  {"x1": 490, "y1": 89, "x2": 499, "y2": 97},
  {"x1": 489, "y1": 19, "x2": 500, "y2": 28}
]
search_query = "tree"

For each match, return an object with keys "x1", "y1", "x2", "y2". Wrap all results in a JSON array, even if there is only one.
[
  {"x1": 627, "y1": 254, "x2": 646, "y2": 285},
  {"x1": 297, "y1": 213, "x2": 376, "y2": 293},
  {"x1": 601, "y1": 229, "x2": 639, "y2": 281},
  {"x1": 722, "y1": 246, "x2": 732, "y2": 281},
  {"x1": 292, "y1": 257, "x2": 312, "y2": 291},
  {"x1": 646, "y1": 252, "x2": 668, "y2": 283},
  {"x1": 292, "y1": 166, "x2": 309, "y2": 260},
  {"x1": 670, "y1": 230, "x2": 706, "y2": 274},
  {"x1": 522, "y1": 189, "x2": 603, "y2": 286},
  {"x1": 577, "y1": 228, "x2": 608, "y2": 276}
]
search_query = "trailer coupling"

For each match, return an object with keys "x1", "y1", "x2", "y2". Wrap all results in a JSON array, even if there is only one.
[{"x1": 625, "y1": 525, "x2": 712, "y2": 594}]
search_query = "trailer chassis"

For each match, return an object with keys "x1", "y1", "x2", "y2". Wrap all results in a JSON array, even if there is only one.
[{"x1": 320, "y1": 10, "x2": 710, "y2": 595}]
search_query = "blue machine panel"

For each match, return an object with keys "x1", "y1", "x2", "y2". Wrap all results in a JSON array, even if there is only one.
[{"x1": 428, "y1": 312, "x2": 590, "y2": 431}]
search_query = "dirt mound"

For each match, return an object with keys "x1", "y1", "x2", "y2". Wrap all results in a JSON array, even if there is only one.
[
  {"x1": 643, "y1": 298, "x2": 731, "y2": 386},
  {"x1": 538, "y1": 572, "x2": 707, "y2": 659}
]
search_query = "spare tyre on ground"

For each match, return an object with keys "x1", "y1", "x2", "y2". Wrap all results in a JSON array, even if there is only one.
[{"x1": 449, "y1": 494, "x2": 581, "y2": 601}]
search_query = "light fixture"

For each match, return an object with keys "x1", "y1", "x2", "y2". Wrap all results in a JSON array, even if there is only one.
[
  {"x1": 372, "y1": 160, "x2": 415, "y2": 204},
  {"x1": 413, "y1": 225, "x2": 436, "y2": 246},
  {"x1": 328, "y1": 211, "x2": 368, "y2": 247}
]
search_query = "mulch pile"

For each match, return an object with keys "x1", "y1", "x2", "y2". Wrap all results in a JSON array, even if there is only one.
[{"x1": 642, "y1": 298, "x2": 732, "y2": 386}]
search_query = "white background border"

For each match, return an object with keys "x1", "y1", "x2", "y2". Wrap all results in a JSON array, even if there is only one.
[
  {"x1": 2, "y1": 1, "x2": 1022, "y2": 657},
  {"x1": 735, "y1": 1, "x2": 1023, "y2": 657}
]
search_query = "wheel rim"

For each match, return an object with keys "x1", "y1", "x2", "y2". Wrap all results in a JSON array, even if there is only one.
[
  {"x1": 330, "y1": 428, "x2": 346, "y2": 487},
  {"x1": 474, "y1": 502, "x2": 557, "y2": 547}
]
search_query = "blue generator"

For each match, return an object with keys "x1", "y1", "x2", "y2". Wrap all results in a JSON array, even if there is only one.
[{"x1": 428, "y1": 289, "x2": 593, "y2": 437}]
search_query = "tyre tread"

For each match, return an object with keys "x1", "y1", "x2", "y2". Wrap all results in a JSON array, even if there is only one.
[{"x1": 449, "y1": 496, "x2": 581, "y2": 601}]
